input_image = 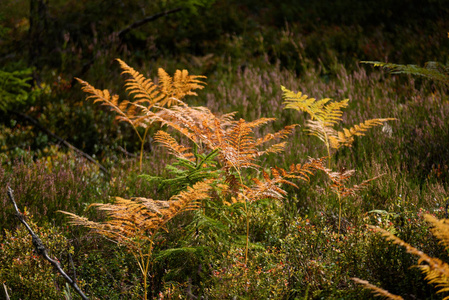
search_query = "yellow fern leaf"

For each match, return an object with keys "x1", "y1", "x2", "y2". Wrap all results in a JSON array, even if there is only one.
[
  {"x1": 76, "y1": 78, "x2": 132, "y2": 122},
  {"x1": 329, "y1": 118, "x2": 397, "y2": 149},
  {"x1": 376, "y1": 224, "x2": 449, "y2": 298},
  {"x1": 158, "y1": 67, "x2": 206, "y2": 107},
  {"x1": 117, "y1": 59, "x2": 164, "y2": 107},
  {"x1": 352, "y1": 278, "x2": 404, "y2": 300},
  {"x1": 425, "y1": 214, "x2": 449, "y2": 252},
  {"x1": 282, "y1": 86, "x2": 349, "y2": 125},
  {"x1": 154, "y1": 130, "x2": 194, "y2": 161},
  {"x1": 306, "y1": 119, "x2": 337, "y2": 146}
]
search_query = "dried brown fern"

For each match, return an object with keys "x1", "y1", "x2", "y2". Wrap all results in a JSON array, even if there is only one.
[
  {"x1": 154, "y1": 105, "x2": 296, "y2": 176},
  {"x1": 60, "y1": 180, "x2": 212, "y2": 300},
  {"x1": 235, "y1": 158, "x2": 324, "y2": 204},
  {"x1": 76, "y1": 59, "x2": 206, "y2": 171},
  {"x1": 151, "y1": 99, "x2": 320, "y2": 267},
  {"x1": 312, "y1": 158, "x2": 384, "y2": 233}
]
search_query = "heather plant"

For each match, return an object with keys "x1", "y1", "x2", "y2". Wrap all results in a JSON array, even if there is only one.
[
  {"x1": 0, "y1": 151, "x2": 104, "y2": 230},
  {"x1": 278, "y1": 214, "x2": 375, "y2": 299},
  {"x1": 204, "y1": 246, "x2": 290, "y2": 298},
  {"x1": 73, "y1": 242, "x2": 141, "y2": 299}
]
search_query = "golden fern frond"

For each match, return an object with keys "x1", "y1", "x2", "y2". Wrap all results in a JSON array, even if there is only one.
[
  {"x1": 155, "y1": 104, "x2": 224, "y2": 143},
  {"x1": 329, "y1": 118, "x2": 397, "y2": 149},
  {"x1": 239, "y1": 159, "x2": 322, "y2": 203},
  {"x1": 318, "y1": 99, "x2": 349, "y2": 124},
  {"x1": 172, "y1": 69, "x2": 207, "y2": 96},
  {"x1": 306, "y1": 119, "x2": 338, "y2": 145},
  {"x1": 58, "y1": 211, "x2": 101, "y2": 230},
  {"x1": 76, "y1": 78, "x2": 132, "y2": 123},
  {"x1": 76, "y1": 77, "x2": 151, "y2": 130},
  {"x1": 117, "y1": 59, "x2": 164, "y2": 107},
  {"x1": 376, "y1": 224, "x2": 449, "y2": 298},
  {"x1": 240, "y1": 169, "x2": 291, "y2": 202},
  {"x1": 352, "y1": 278, "x2": 404, "y2": 300},
  {"x1": 281, "y1": 86, "x2": 321, "y2": 116},
  {"x1": 259, "y1": 142, "x2": 287, "y2": 155},
  {"x1": 59, "y1": 209, "x2": 140, "y2": 248},
  {"x1": 314, "y1": 161, "x2": 383, "y2": 197},
  {"x1": 255, "y1": 124, "x2": 298, "y2": 146},
  {"x1": 158, "y1": 67, "x2": 206, "y2": 107},
  {"x1": 223, "y1": 119, "x2": 259, "y2": 170},
  {"x1": 154, "y1": 130, "x2": 194, "y2": 161},
  {"x1": 87, "y1": 197, "x2": 169, "y2": 235},
  {"x1": 425, "y1": 214, "x2": 449, "y2": 251},
  {"x1": 166, "y1": 179, "x2": 212, "y2": 214},
  {"x1": 285, "y1": 157, "x2": 326, "y2": 182},
  {"x1": 245, "y1": 117, "x2": 276, "y2": 129},
  {"x1": 60, "y1": 180, "x2": 212, "y2": 247}
]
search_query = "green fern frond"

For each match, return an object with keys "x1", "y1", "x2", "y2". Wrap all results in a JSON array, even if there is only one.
[
  {"x1": 142, "y1": 142, "x2": 220, "y2": 194},
  {"x1": 0, "y1": 69, "x2": 33, "y2": 112},
  {"x1": 362, "y1": 61, "x2": 449, "y2": 85},
  {"x1": 154, "y1": 130, "x2": 194, "y2": 161}
]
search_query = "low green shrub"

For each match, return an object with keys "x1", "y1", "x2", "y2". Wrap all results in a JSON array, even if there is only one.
[{"x1": 0, "y1": 214, "x2": 74, "y2": 299}]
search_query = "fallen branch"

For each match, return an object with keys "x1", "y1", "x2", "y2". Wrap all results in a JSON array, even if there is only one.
[
  {"x1": 117, "y1": 8, "x2": 182, "y2": 39},
  {"x1": 6, "y1": 186, "x2": 89, "y2": 300},
  {"x1": 2, "y1": 283, "x2": 10, "y2": 300}
]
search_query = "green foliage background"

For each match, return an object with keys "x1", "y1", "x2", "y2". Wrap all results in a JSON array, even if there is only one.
[{"x1": 1, "y1": 0, "x2": 449, "y2": 299}]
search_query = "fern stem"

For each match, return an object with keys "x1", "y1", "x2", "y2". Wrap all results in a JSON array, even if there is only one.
[
  {"x1": 233, "y1": 165, "x2": 249, "y2": 267},
  {"x1": 139, "y1": 127, "x2": 150, "y2": 172},
  {"x1": 323, "y1": 127, "x2": 332, "y2": 169},
  {"x1": 245, "y1": 200, "x2": 249, "y2": 266},
  {"x1": 338, "y1": 194, "x2": 342, "y2": 235}
]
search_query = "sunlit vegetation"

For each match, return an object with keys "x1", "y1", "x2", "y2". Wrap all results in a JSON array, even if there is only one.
[{"x1": 1, "y1": 0, "x2": 449, "y2": 299}]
